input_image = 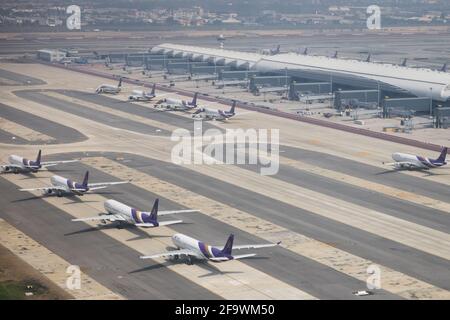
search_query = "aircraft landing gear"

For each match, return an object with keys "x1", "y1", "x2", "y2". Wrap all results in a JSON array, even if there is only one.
[
  {"x1": 169, "y1": 254, "x2": 180, "y2": 262},
  {"x1": 186, "y1": 256, "x2": 193, "y2": 265}
]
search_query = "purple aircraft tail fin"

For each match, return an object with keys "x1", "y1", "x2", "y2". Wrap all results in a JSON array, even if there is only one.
[
  {"x1": 150, "y1": 198, "x2": 159, "y2": 221},
  {"x1": 275, "y1": 45, "x2": 280, "y2": 54},
  {"x1": 221, "y1": 234, "x2": 234, "y2": 255},
  {"x1": 229, "y1": 101, "x2": 236, "y2": 115},
  {"x1": 191, "y1": 92, "x2": 198, "y2": 106},
  {"x1": 151, "y1": 83, "x2": 156, "y2": 96},
  {"x1": 35, "y1": 150, "x2": 42, "y2": 165},
  {"x1": 436, "y1": 147, "x2": 448, "y2": 163},
  {"x1": 82, "y1": 171, "x2": 89, "y2": 188}
]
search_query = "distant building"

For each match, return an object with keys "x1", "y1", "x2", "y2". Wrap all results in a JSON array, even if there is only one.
[{"x1": 222, "y1": 14, "x2": 241, "y2": 24}]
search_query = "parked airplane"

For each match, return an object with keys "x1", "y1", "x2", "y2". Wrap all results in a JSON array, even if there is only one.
[
  {"x1": 19, "y1": 171, "x2": 129, "y2": 197},
  {"x1": 72, "y1": 198, "x2": 197, "y2": 228},
  {"x1": 95, "y1": 77, "x2": 122, "y2": 94},
  {"x1": 383, "y1": 147, "x2": 448, "y2": 170},
  {"x1": 140, "y1": 233, "x2": 280, "y2": 265},
  {"x1": 192, "y1": 101, "x2": 236, "y2": 121},
  {"x1": 154, "y1": 92, "x2": 198, "y2": 111},
  {"x1": 128, "y1": 84, "x2": 157, "y2": 101},
  {"x1": 1, "y1": 150, "x2": 77, "y2": 174},
  {"x1": 129, "y1": 84, "x2": 171, "y2": 102}
]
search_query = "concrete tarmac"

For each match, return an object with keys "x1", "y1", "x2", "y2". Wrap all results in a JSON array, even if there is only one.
[
  {"x1": 0, "y1": 68, "x2": 46, "y2": 86},
  {"x1": 44, "y1": 159, "x2": 399, "y2": 300},
  {"x1": 54, "y1": 89, "x2": 223, "y2": 134},
  {"x1": 14, "y1": 90, "x2": 171, "y2": 137},
  {"x1": 72, "y1": 152, "x2": 450, "y2": 293},
  {"x1": 0, "y1": 177, "x2": 220, "y2": 300},
  {"x1": 0, "y1": 102, "x2": 87, "y2": 144},
  {"x1": 280, "y1": 145, "x2": 450, "y2": 202}
]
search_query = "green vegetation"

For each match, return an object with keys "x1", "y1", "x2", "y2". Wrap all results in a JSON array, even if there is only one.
[{"x1": 0, "y1": 280, "x2": 48, "y2": 300}]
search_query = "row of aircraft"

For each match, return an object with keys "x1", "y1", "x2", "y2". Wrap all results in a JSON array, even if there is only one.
[
  {"x1": 2, "y1": 150, "x2": 278, "y2": 265},
  {"x1": 96, "y1": 79, "x2": 237, "y2": 121}
]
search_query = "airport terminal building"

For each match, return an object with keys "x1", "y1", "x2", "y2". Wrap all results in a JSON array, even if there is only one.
[{"x1": 151, "y1": 43, "x2": 450, "y2": 119}]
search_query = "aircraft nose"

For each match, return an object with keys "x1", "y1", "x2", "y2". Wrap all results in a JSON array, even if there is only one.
[{"x1": 392, "y1": 153, "x2": 401, "y2": 161}]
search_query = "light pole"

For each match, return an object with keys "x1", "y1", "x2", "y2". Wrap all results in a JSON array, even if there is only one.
[
  {"x1": 285, "y1": 67, "x2": 288, "y2": 99},
  {"x1": 430, "y1": 87, "x2": 433, "y2": 117}
]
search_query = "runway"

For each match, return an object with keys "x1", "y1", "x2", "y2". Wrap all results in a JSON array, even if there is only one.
[
  {"x1": 0, "y1": 128, "x2": 28, "y2": 144},
  {"x1": 0, "y1": 102, "x2": 87, "y2": 144},
  {"x1": 76, "y1": 152, "x2": 450, "y2": 293},
  {"x1": 32, "y1": 150, "x2": 450, "y2": 295},
  {"x1": 53, "y1": 90, "x2": 223, "y2": 134},
  {"x1": 0, "y1": 68, "x2": 46, "y2": 86},
  {"x1": 40, "y1": 158, "x2": 397, "y2": 300},
  {"x1": 279, "y1": 145, "x2": 450, "y2": 203},
  {"x1": 14, "y1": 90, "x2": 171, "y2": 137},
  {"x1": 14, "y1": 89, "x2": 223, "y2": 137},
  {"x1": 0, "y1": 62, "x2": 449, "y2": 299},
  {"x1": 0, "y1": 177, "x2": 219, "y2": 300}
]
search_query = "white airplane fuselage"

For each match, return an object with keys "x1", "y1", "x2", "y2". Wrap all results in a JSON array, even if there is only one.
[
  {"x1": 104, "y1": 199, "x2": 136, "y2": 224},
  {"x1": 156, "y1": 99, "x2": 192, "y2": 110},
  {"x1": 49, "y1": 175, "x2": 77, "y2": 194},
  {"x1": 392, "y1": 152, "x2": 438, "y2": 169},
  {"x1": 194, "y1": 108, "x2": 229, "y2": 120},
  {"x1": 9, "y1": 155, "x2": 30, "y2": 169},
  {"x1": 128, "y1": 90, "x2": 154, "y2": 101},
  {"x1": 171, "y1": 234, "x2": 224, "y2": 261},
  {"x1": 172, "y1": 234, "x2": 204, "y2": 259},
  {"x1": 96, "y1": 85, "x2": 120, "y2": 94},
  {"x1": 2, "y1": 155, "x2": 39, "y2": 173}
]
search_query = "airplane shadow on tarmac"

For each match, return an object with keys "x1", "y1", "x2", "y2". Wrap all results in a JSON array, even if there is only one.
[
  {"x1": 375, "y1": 169, "x2": 450, "y2": 177},
  {"x1": 129, "y1": 246, "x2": 269, "y2": 277},
  {"x1": 64, "y1": 222, "x2": 169, "y2": 241}
]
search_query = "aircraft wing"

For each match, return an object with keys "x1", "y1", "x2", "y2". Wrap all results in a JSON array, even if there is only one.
[
  {"x1": 19, "y1": 186, "x2": 65, "y2": 192},
  {"x1": 153, "y1": 93, "x2": 171, "y2": 98},
  {"x1": 41, "y1": 160, "x2": 78, "y2": 167},
  {"x1": 383, "y1": 161, "x2": 418, "y2": 168},
  {"x1": 88, "y1": 181, "x2": 130, "y2": 187},
  {"x1": 210, "y1": 253, "x2": 256, "y2": 262},
  {"x1": 1, "y1": 164, "x2": 23, "y2": 170},
  {"x1": 156, "y1": 219, "x2": 183, "y2": 226},
  {"x1": 158, "y1": 209, "x2": 199, "y2": 216},
  {"x1": 85, "y1": 186, "x2": 108, "y2": 192},
  {"x1": 232, "y1": 242, "x2": 281, "y2": 250},
  {"x1": 140, "y1": 249, "x2": 196, "y2": 260},
  {"x1": 134, "y1": 222, "x2": 158, "y2": 228},
  {"x1": 72, "y1": 214, "x2": 126, "y2": 222},
  {"x1": 134, "y1": 220, "x2": 183, "y2": 227}
]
